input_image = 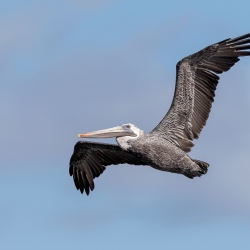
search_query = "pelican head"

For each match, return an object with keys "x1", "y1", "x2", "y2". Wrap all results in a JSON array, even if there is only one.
[{"x1": 78, "y1": 123, "x2": 144, "y2": 150}]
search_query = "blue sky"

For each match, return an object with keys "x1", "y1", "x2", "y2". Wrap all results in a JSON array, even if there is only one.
[{"x1": 1, "y1": 0, "x2": 250, "y2": 249}]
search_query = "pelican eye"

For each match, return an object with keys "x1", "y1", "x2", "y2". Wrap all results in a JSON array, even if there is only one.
[{"x1": 126, "y1": 125, "x2": 131, "y2": 128}]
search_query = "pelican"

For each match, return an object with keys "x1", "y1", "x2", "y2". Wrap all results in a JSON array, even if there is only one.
[{"x1": 70, "y1": 33, "x2": 250, "y2": 195}]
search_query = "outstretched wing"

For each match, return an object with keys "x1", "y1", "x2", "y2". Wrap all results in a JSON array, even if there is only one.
[
  {"x1": 69, "y1": 141, "x2": 144, "y2": 195},
  {"x1": 151, "y1": 33, "x2": 250, "y2": 152}
]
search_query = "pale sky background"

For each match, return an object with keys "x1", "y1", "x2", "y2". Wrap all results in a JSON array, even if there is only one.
[{"x1": 1, "y1": 0, "x2": 250, "y2": 249}]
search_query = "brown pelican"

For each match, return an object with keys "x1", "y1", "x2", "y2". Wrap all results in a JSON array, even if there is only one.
[{"x1": 70, "y1": 33, "x2": 250, "y2": 195}]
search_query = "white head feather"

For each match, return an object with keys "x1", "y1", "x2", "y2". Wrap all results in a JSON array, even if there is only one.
[{"x1": 116, "y1": 123, "x2": 144, "y2": 150}]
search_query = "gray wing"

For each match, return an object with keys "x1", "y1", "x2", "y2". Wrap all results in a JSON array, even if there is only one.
[
  {"x1": 69, "y1": 141, "x2": 144, "y2": 195},
  {"x1": 151, "y1": 33, "x2": 250, "y2": 152}
]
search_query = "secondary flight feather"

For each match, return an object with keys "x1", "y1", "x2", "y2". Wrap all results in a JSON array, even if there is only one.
[{"x1": 70, "y1": 33, "x2": 250, "y2": 195}]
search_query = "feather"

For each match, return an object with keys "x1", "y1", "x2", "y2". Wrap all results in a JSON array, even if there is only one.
[
  {"x1": 69, "y1": 141, "x2": 144, "y2": 195},
  {"x1": 151, "y1": 33, "x2": 250, "y2": 152}
]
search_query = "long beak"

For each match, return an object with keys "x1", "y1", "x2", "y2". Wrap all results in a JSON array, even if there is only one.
[{"x1": 78, "y1": 126, "x2": 136, "y2": 138}]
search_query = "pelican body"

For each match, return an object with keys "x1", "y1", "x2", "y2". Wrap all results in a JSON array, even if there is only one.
[{"x1": 70, "y1": 33, "x2": 250, "y2": 195}]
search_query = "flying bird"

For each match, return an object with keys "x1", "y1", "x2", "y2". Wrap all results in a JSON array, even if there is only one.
[{"x1": 70, "y1": 33, "x2": 250, "y2": 195}]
